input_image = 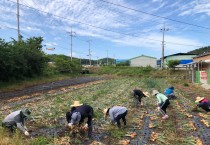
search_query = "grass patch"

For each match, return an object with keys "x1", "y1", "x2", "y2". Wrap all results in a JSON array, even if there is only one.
[
  {"x1": 0, "y1": 127, "x2": 24, "y2": 145},
  {"x1": 29, "y1": 136, "x2": 53, "y2": 145}
]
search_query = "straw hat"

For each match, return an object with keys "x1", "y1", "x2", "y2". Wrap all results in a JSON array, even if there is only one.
[
  {"x1": 21, "y1": 109, "x2": 31, "y2": 118},
  {"x1": 152, "y1": 90, "x2": 159, "y2": 96},
  {"x1": 103, "y1": 108, "x2": 109, "y2": 119},
  {"x1": 143, "y1": 91, "x2": 150, "y2": 97},
  {"x1": 70, "y1": 101, "x2": 83, "y2": 107},
  {"x1": 195, "y1": 97, "x2": 204, "y2": 103}
]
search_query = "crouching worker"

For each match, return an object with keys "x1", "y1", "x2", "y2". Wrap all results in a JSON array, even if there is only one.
[
  {"x1": 103, "y1": 106, "x2": 127, "y2": 128},
  {"x1": 131, "y1": 89, "x2": 150, "y2": 106},
  {"x1": 165, "y1": 86, "x2": 176, "y2": 99},
  {"x1": 195, "y1": 97, "x2": 210, "y2": 112},
  {"x1": 152, "y1": 90, "x2": 170, "y2": 120},
  {"x1": 2, "y1": 109, "x2": 31, "y2": 136},
  {"x1": 66, "y1": 101, "x2": 93, "y2": 138}
]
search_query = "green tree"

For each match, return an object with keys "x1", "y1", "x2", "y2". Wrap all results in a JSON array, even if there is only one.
[
  {"x1": 0, "y1": 37, "x2": 46, "y2": 81},
  {"x1": 48, "y1": 54, "x2": 81, "y2": 73},
  {"x1": 167, "y1": 60, "x2": 180, "y2": 68}
]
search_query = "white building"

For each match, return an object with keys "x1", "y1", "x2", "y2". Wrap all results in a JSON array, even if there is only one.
[{"x1": 129, "y1": 55, "x2": 157, "y2": 67}]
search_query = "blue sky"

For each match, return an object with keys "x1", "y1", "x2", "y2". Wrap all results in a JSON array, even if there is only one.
[{"x1": 1, "y1": 0, "x2": 210, "y2": 60}]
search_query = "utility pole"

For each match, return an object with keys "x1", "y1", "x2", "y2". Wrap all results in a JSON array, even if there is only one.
[
  {"x1": 160, "y1": 24, "x2": 169, "y2": 69},
  {"x1": 97, "y1": 56, "x2": 99, "y2": 66},
  {"x1": 68, "y1": 28, "x2": 75, "y2": 61},
  {"x1": 113, "y1": 54, "x2": 115, "y2": 66},
  {"x1": 87, "y1": 40, "x2": 91, "y2": 66},
  {"x1": 17, "y1": 0, "x2": 20, "y2": 42},
  {"x1": 107, "y1": 50, "x2": 109, "y2": 66}
]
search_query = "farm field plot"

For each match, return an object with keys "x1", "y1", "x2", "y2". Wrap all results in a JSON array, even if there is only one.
[{"x1": 0, "y1": 76, "x2": 209, "y2": 145}]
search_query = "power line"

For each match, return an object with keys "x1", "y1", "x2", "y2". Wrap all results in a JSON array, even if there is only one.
[
  {"x1": 96, "y1": 0, "x2": 210, "y2": 30},
  {"x1": 20, "y1": 0, "x2": 210, "y2": 37},
  {"x1": 6, "y1": 0, "x2": 164, "y2": 41},
  {"x1": 75, "y1": 0, "x2": 161, "y2": 28},
  {"x1": 3, "y1": 1, "x2": 207, "y2": 48}
]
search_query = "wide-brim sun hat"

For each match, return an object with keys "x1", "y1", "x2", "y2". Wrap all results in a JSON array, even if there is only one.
[
  {"x1": 70, "y1": 101, "x2": 83, "y2": 107},
  {"x1": 152, "y1": 90, "x2": 159, "y2": 96},
  {"x1": 195, "y1": 97, "x2": 205, "y2": 103},
  {"x1": 21, "y1": 109, "x2": 31, "y2": 118},
  {"x1": 143, "y1": 91, "x2": 150, "y2": 97}
]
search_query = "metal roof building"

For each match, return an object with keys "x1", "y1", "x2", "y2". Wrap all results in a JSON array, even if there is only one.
[{"x1": 129, "y1": 55, "x2": 157, "y2": 67}]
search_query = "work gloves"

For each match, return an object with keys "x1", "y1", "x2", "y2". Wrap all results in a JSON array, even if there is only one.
[
  {"x1": 24, "y1": 131, "x2": 29, "y2": 136},
  {"x1": 84, "y1": 123, "x2": 88, "y2": 128},
  {"x1": 68, "y1": 123, "x2": 73, "y2": 128}
]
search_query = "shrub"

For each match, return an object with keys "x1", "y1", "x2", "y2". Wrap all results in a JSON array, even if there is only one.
[{"x1": 167, "y1": 60, "x2": 180, "y2": 68}]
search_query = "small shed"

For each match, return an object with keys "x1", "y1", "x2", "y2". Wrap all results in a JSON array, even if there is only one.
[
  {"x1": 193, "y1": 53, "x2": 210, "y2": 84},
  {"x1": 129, "y1": 55, "x2": 157, "y2": 67}
]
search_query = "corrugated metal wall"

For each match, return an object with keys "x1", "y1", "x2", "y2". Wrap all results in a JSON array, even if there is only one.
[{"x1": 130, "y1": 56, "x2": 156, "y2": 67}]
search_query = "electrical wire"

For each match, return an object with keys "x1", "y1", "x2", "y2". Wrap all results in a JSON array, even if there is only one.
[
  {"x1": 4, "y1": 0, "x2": 208, "y2": 48},
  {"x1": 95, "y1": 0, "x2": 210, "y2": 30}
]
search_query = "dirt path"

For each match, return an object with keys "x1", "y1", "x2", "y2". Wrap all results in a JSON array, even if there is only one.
[
  {"x1": 0, "y1": 76, "x2": 107, "y2": 105},
  {"x1": 0, "y1": 76, "x2": 107, "y2": 100}
]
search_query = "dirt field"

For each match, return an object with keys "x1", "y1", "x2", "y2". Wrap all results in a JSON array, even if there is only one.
[{"x1": 0, "y1": 76, "x2": 210, "y2": 145}]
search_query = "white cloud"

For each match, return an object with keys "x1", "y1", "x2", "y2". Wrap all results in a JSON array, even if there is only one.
[
  {"x1": 1, "y1": 0, "x2": 209, "y2": 59},
  {"x1": 45, "y1": 42, "x2": 58, "y2": 47},
  {"x1": 152, "y1": 0, "x2": 163, "y2": 2},
  {"x1": 179, "y1": 1, "x2": 210, "y2": 16},
  {"x1": 112, "y1": 33, "x2": 203, "y2": 53}
]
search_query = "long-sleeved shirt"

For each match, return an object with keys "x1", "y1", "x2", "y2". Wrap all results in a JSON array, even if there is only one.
[
  {"x1": 156, "y1": 93, "x2": 168, "y2": 105},
  {"x1": 2, "y1": 110, "x2": 27, "y2": 132},
  {"x1": 198, "y1": 100, "x2": 210, "y2": 112},
  {"x1": 109, "y1": 106, "x2": 127, "y2": 122},
  {"x1": 66, "y1": 105, "x2": 94, "y2": 138},
  {"x1": 133, "y1": 89, "x2": 146, "y2": 98},
  {"x1": 66, "y1": 105, "x2": 93, "y2": 126}
]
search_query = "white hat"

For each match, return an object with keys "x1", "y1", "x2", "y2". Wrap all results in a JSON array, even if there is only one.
[
  {"x1": 152, "y1": 90, "x2": 159, "y2": 96},
  {"x1": 195, "y1": 97, "x2": 204, "y2": 103},
  {"x1": 70, "y1": 101, "x2": 83, "y2": 107}
]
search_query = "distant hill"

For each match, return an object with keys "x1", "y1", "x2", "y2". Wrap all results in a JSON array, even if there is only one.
[
  {"x1": 187, "y1": 46, "x2": 210, "y2": 55},
  {"x1": 98, "y1": 58, "x2": 115, "y2": 65}
]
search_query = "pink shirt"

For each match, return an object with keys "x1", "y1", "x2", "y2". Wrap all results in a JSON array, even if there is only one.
[{"x1": 201, "y1": 98, "x2": 209, "y2": 103}]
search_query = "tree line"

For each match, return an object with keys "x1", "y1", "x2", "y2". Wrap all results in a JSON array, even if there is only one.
[{"x1": 0, "y1": 37, "x2": 81, "y2": 82}]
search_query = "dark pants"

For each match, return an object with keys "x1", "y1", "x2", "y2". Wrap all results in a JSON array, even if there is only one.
[
  {"x1": 160, "y1": 99, "x2": 170, "y2": 115},
  {"x1": 115, "y1": 110, "x2": 127, "y2": 128},
  {"x1": 167, "y1": 94, "x2": 176, "y2": 100},
  {"x1": 2, "y1": 122, "x2": 17, "y2": 132},
  {"x1": 201, "y1": 106, "x2": 210, "y2": 112}
]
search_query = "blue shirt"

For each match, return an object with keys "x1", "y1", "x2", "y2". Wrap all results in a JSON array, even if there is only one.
[{"x1": 165, "y1": 88, "x2": 174, "y2": 95}]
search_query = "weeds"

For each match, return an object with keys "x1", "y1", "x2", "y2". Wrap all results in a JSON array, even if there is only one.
[
  {"x1": 0, "y1": 127, "x2": 23, "y2": 145},
  {"x1": 183, "y1": 83, "x2": 189, "y2": 87},
  {"x1": 29, "y1": 136, "x2": 53, "y2": 145}
]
